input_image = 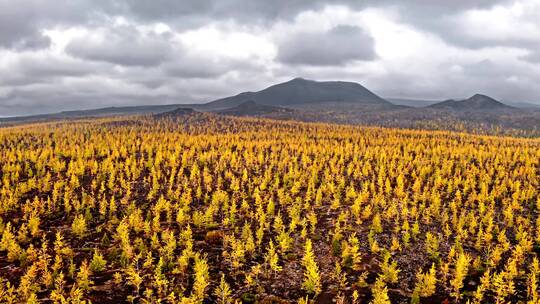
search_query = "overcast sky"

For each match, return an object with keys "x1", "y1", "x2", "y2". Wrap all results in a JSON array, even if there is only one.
[{"x1": 1, "y1": 0, "x2": 540, "y2": 116}]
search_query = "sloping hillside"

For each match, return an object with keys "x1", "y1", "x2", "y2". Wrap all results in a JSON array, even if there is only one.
[{"x1": 205, "y1": 78, "x2": 390, "y2": 110}]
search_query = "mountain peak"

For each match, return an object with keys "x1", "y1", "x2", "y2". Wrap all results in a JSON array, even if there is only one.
[
  {"x1": 464, "y1": 94, "x2": 510, "y2": 108},
  {"x1": 469, "y1": 94, "x2": 497, "y2": 102},
  {"x1": 205, "y1": 78, "x2": 389, "y2": 110},
  {"x1": 282, "y1": 77, "x2": 312, "y2": 85},
  {"x1": 429, "y1": 93, "x2": 513, "y2": 111},
  {"x1": 471, "y1": 93, "x2": 490, "y2": 99}
]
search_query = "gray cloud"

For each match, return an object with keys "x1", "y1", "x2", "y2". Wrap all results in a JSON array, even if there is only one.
[
  {"x1": 164, "y1": 56, "x2": 261, "y2": 79},
  {"x1": 114, "y1": 0, "x2": 335, "y2": 26},
  {"x1": 0, "y1": 0, "x2": 511, "y2": 50},
  {"x1": 277, "y1": 25, "x2": 376, "y2": 66},
  {"x1": 0, "y1": 3, "x2": 50, "y2": 50},
  {"x1": 0, "y1": 53, "x2": 110, "y2": 88},
  {"x1": 461, "y1": 60, "x2": 512, "y2": 78},
  {"x1": 1, "y1": 0, "x2": 540, "y2": 117},
  {"x1": 117, "y1": 0, "x2": 502, "y2": 24},
  {"x1": 65, "y1": 25, "x2": 174, "y2": 67},
  {"x1": 391, "y1": 0, "x2": 539, "y2": 51},
  {"x1": 521, "y1": 50, "x2": 540, "y2": 63},
  {"x1": 0, "y1": 0, "x2": 107, "y2": 50}
]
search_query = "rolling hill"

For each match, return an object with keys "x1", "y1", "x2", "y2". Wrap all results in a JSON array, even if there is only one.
[
  {"x1": 204, "y1": 78, "x2": 390, "y2": 110},
  {"x1": 429, "y1": 94, "x2": 513, "y2": 111}
]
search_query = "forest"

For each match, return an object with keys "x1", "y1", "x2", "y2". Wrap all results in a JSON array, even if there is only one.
[{"x1": 0, "y1": 114, "x2": 539, "y2": 303}]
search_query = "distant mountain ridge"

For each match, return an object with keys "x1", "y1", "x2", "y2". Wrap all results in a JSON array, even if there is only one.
[
  {"x1": 2, "y1": 78, "x2": 538, "y2": 136},
  {"x1": 0, "y1": 104, "x2": 193, "y2": 124},
  {"x1": 429, "y1": 94, "x2": 513, "y2": 111},
  {"x1": 205, "y1": 78, "x2": 390, "y2": 109}
]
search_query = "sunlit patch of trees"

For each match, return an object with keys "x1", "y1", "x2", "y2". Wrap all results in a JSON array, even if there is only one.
[{"x1": 0, "y1": 115, "x2": 538, "y2": 303}]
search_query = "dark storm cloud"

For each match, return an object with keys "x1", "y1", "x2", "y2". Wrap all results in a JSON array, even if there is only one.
[{"x1": 277, "y1": 25, "x2": 376, "y2": 66}]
